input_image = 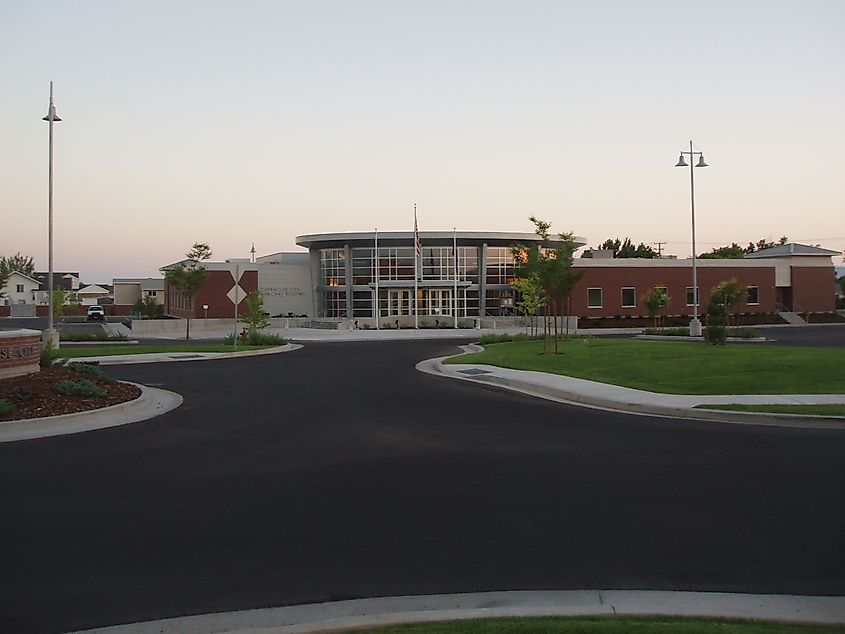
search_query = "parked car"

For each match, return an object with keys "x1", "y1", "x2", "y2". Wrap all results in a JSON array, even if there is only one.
[{"x1": 86, "y1": 305, "x2": 105, "y2": 321}]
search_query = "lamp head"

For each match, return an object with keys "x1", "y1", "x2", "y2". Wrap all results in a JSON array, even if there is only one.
[
  {"x1": 695, "y1": 154, "x2": 708, "y2": 168},
  {"x1": 42, "y1": 104, "x2": 61, "y2": 122},
  {"x1": 675, "y1": 154, "x2": 688, "y2": 167}
]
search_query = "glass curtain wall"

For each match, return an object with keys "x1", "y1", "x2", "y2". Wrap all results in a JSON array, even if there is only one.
[{"x1": 485, "y1": 246, "x2": 517, "y2": 315}]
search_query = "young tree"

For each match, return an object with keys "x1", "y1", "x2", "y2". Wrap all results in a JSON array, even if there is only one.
[
  {"x1": 514, "y1": 217, "x2": 584, "y2": 354},
  {"x1": 645, "y1": 286, "x2": 670, "y2": 330},
  {"x1": 711, "y1": 278, "x2": 745, "y2": 330},
  {"x1": 164, "y1": 242, "x2": 212, "y2": 341},
  {"x1": 512, "y1": 272, "x2": 545, "y2": 337},
  {"x1": 238, "y1": 291, "x2": 270, "y2": 334}
]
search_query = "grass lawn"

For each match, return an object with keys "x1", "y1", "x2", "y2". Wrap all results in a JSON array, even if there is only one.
[
  {"x1": 696, "y1": 404, "x2": 845, "y2": 417},
  {"x1": 54, "y1": 343, "x2": 282, "y2": 358},
  {"x1": 346, "y1": 616, "x2": 841, "y2": 633},
  {"x1": 446, "y1": 338, "x2": 844, "y2": 395}
]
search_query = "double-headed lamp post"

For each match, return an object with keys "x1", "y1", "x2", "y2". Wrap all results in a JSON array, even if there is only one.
[
  {"x1": 675, "y1": 140, "x2": 708, "y2": 336},
  {"x1": 43, "y1": 81, "x2": 62, "y2": 347}
]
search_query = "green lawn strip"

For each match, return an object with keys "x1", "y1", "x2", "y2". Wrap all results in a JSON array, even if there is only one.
[
  {"x1": 446, "y1": 339, "x2": 844, "y2": 395},
  {"x1": 695, "y1": 404, "x2": 845, "y2": 417},
  {"x1": 346, "y1": 616, "x2": 840, "y2": 633},
  {"x1": 55, "y1": 344, "x2": 279, "y2": 358}
]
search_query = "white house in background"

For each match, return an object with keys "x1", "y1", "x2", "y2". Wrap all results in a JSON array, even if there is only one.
[
  {"x1": 78, "y1": 284, "x2": 113, "y2": 305},
  {"x1": 1, "y1": 271, "x2": 41, "y2": 305},
  {"x1": 113, "y1": 278, "x2": 165, "y2": 306}
]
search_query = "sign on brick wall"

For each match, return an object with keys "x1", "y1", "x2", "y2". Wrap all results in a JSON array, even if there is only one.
[{"x1": 0, "y1": 329, "x2": 41, "y2": 379}]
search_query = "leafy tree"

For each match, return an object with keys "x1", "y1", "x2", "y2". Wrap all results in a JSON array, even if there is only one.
[
  {"x1": 512, "y1": 272, "x2": 545, "y2": 337},
  {"x1": 595, "y1": 238, "x2": 658, "y2": 258},
  {"x1": 705, "y1": 297, "x2": 727, "y2": 345},
  {"x1": 701, "y1": 237, "x2": 788, "y2": 259},
  {"x1": 711, "y1": 278, "x2": 745, "y2": 330},
  {"x1": 699, "y1": 243, "x2": 747, "y2": 259},
  {"x1": 142, "y1": 295, "x2": 162, "y2": 319},
  {"x1": 239, "y1": 291, "x2": 270, "y2": 333},
  {"x1": 164, "y1": 242, "x2": 212, "y2": 341},
  {"x1": 51, "y1": 289, "x2": 79, "y2": 320},
  {"x1": 645, "y1": 286, "x2": 670, "y2": 330},
  {"x1": 513, "y1": 217, "x2": 584, "y2": 354},
  {"x1": 0, "y1": 253, "x2": 35, "y2": 276}
]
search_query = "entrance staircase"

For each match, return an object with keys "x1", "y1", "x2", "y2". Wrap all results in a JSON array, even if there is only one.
[{"x1": 778, "y1": 311, "x2": 807, "y2": 325}]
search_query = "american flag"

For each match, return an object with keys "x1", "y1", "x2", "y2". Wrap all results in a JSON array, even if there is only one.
[{"x1": 414, "y1": 204, "x2": 421, "y2": 260}]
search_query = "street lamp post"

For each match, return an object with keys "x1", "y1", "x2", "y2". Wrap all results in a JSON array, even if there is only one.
[
  {"x1": 675, "y1": 140, "x2": 708, "y2": 336},
  {"x1": 42, "y1": 81, "x2": 61, "y2": 348}
]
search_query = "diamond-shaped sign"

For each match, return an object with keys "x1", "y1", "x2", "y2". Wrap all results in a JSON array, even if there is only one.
[{"x1": 227, "y1": 284, "x2": 246, "y2": 305}]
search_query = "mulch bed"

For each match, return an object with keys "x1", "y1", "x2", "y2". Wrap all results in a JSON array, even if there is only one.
[{"x1": 0, "y1": 366, "x2": 141, "y2": 422}]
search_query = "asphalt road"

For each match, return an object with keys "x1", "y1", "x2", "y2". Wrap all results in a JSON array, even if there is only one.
[{"x1": 1, "y1": 340, "x2": 844, "y2": 633}]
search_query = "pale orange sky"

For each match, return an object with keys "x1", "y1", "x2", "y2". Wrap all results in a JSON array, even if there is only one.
[{"x1": 1, "y1": 1, "x2": 843, "y2": 282}]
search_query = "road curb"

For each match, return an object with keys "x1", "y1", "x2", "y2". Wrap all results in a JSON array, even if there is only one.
[
  {"x1": 0, "y1": 383, "x2": 183, "y2": 443},
  {"x1": 422, "y1": 350, "x2": 845, "y2": 430},
  {"x1": 67, "y1": 343, "x2": 302, "y2": 366},
  {"x1": 69, "y1": 590, "x2": 845, "y2": 633}
]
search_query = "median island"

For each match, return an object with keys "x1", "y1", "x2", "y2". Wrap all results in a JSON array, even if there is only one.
[{"x1": 446, "y1": 336, "x2": 845, "y2": 418}]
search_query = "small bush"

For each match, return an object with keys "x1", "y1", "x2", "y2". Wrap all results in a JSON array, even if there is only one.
[
  {"x1": 730, "y1": 328, "x2": 761, "y2": 339},
  {"x1": 70, "y1": 363, "x2": 116, "y2": 384},
  {"x1": 223, "y1": 331, "x2": 288, "y2": 346},
  {"x1": 643, "y1": 327, "x2": 689, "y2": 336},
  {"x1": 479, "y1": 333, "x2": 533, "y2": 345},
  {"x1": 0, "y1": 399, "x2": 14, "y2": 416},
  {"x1": 52, "y1": 379, "x2": 106, "y2": 398}
]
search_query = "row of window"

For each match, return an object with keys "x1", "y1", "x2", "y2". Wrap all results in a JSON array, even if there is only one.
[
  {"x1": 586, "y1": 286, "x2": 760, "y2": 309},
  {"x1": 320, "y1": 246, "x2": 516, "y2": 286}
]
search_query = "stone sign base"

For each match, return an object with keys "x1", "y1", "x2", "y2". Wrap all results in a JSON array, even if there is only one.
[{"x1": 0, "y1": 329, "x2": 41, "y2": 379}]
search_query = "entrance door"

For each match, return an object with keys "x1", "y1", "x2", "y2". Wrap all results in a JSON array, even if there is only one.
[
  {"x1": 427, "y1": 289, "x2": 452, "y2": 316},
  {"x1": 388, "y1": 289, "x2": 412, "y2": 316}
]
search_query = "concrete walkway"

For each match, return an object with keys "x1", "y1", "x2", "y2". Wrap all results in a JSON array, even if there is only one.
[
  {"x1": 421, "y1": 346, "x2": 845, "y2": 429},
  {"x1": 70, "y1": 590, "x2": 845, "y2": 632}
]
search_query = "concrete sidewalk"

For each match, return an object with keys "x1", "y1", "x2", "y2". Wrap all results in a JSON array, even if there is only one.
[
  {"x1": 422, "y1": 347, "x2": 845, "y2": 429},
  {"x1": 70, "y1": 590, "x2": 845, "y2": 632}
]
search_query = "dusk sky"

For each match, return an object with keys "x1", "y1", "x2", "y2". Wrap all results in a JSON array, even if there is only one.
[{"x1": 2, "y1": 0, "x2": 843, "y2": 283}]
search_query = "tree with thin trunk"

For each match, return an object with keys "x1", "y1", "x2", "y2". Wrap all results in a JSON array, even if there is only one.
[
  {"x1": 513, "y1": 217, "x2": 583, "y2": 354},
  {"x1": 645, "y1": 286, "x2": 670, "y2": 330},
  {"x1": 711, "y1": 278, "x2": 745, "y2": 331},
  {"x1": 164, "y1": 243, "x2": 212, "y2": 341}
]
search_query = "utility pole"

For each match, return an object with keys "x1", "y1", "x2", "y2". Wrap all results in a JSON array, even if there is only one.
[{"x1": 652, "y1": 241, "x2": 666, "y2": 258}]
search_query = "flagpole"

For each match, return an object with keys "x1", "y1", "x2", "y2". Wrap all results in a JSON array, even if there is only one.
[
  {"x1": 413, "y1": 203, "x2": 419, "y2": 329},
  {"x1": 374, "y1": 228, "x2": 379, "y2": 329},
  {"x1": 453, "y1": 227, "x2": 458, "y2": 328}
]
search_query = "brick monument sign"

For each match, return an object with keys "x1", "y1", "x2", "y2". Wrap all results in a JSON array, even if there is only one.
[{"x1": 0, "y1": 329, "x2": 41, "y2": 379}]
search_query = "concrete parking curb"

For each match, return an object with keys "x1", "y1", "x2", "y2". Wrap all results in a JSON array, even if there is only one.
[
  {"x1": 69, "y1": 590, "x2": 845, "y2": 633},
  {"x1": 66, "y1": 343, "x2": 302, "y2": 366},
  {"x1": 0, "y1": 383, "x2": 183, "y2": 443},
  {"x1": 420, "y1": 350, "x2": 845, "y2": 430}
]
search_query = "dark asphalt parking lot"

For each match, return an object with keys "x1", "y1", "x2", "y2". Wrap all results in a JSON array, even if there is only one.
[{"x1": 1, "y1": 339, "x2": 844, "y2": 633}]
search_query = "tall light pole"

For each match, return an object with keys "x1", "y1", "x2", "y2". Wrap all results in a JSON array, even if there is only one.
[
  {"x1": 42, "y1": 81, "x2": 62, "y2": 347},
  {"x1": 675, "y1": 140, "x2": 708, "y2": 336}
]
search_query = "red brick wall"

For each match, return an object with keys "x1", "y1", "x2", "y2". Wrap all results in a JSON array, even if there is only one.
[
  {"x1": 569, "y1": 265, "x2": 777, "y2": 317},
  {"x1": 166, "y1": 270, "x2": 259, "y2": 319},
  {"x1": 0, "y1": 332, "x2": 40, "y2": 378},
  {"x1": 791, "y1": 267, "x2": 836, "y2": 312}
]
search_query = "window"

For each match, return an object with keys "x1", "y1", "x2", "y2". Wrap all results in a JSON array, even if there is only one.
[
  {"x1": 320, "y1": 249, "x2": 346, "y2": 287},
  {"x1": 146, "y1": 290, "x2": 158, "y2": 297},
  {"x1": 746, "y1": 286, "x2": 760, "y2": 305},
  {"x1": 16, "y1": 284, "x2": 24, "y2": 293},
  {"x1": 686, "y1": 287, "x2": 700, "y2": 307},
  {"x1": 485, "y1": 247, "x2": 516, "y2": 285},
  {"x1": 587, "y1": 288, "x2": 602, "y2": 308},
  {"x1": 621, "y1": 287, "x2": 636, "y2": 308}
]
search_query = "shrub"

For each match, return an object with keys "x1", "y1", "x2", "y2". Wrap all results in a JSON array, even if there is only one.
[
  {"x1": 706, "y1": 298, "x2": 727, "y2": 345},
  {"x1": 70, "y1": 363, "x2": 116, "y2": 384},
  {"x1": 52, "y1": 379, "x2": 106, "y2": 398},
  {"x1": 644, "y1": 327, "x2": 689, "y2": 336},
  {"x1": 479, "y1": 333, "x2": 533, "y2": 345},
  {"x1": 0, "y1": 399, "x2": 14, "y2": 416},
  {"x1": 223, "y1": 331, "x2": 288, "y2": 346},
  {"x1": 731, "y1": 328, "x2": 761, "y2": 339}
]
